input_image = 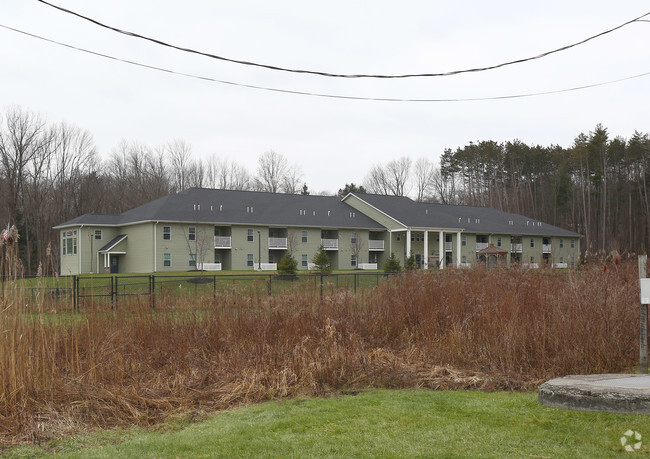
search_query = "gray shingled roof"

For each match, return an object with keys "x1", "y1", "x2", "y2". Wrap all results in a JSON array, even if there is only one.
[
  {"x1": 55, "y1": 188, "x2": 385, "y2": 230},
  {"x1": 348, "y1": 193, "x2": 581, "y2": 237}
]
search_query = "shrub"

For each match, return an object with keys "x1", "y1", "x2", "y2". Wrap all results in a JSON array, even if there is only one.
[
  {"x1": 277, "y1": 252, "x2": 298, "y2": 276},
  {"x1": 312, "y1": 245, "x2": 331, "y2": 273},
  {"x1": 405, "y1": 254, "x2": 416, "y2": 271},
  {"x1": 383, "y1": 253, "x2": 402, "y2": 272}
]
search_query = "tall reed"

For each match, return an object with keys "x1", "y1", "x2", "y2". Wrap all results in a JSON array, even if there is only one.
[{"x1": 0, "y1": 259, "x2": 642, "y2": 445}]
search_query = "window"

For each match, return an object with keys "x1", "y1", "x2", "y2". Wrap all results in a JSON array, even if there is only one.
[
  {"x1": 571, "y1": 239, "x2": 575, "y2": 248},
  {"x1": 560, "y1": 256, "x2": 564, "y2": 263},
  {"x1": 189, "y1": 253, "x2": 196, "y2": 267},
  {"x1": 247, "y1": 228, "x2": 254, "y2": 242},
  {"x1": 302, "y1": 254, "x2": 308, "y2": 267},
  {"x1": 163, "y1": 226, "x2": 171, "y2": 240},
  {"x1": 396, "y1": 233, "x2": 401, "y2": 242},
  {"x1": 214, "y1": 253, "x2": 221, "y2": 264},
  {"x1": 351, "y1": 254, "x2": 357, "y2": 267},
  {"x1": 247, "y1": 254, "x2": 254, "y2": 267},
  {"x1": 560, "y1": 239, "x2": 564, "y2": 248},
  {"x1": 530, "y1": 256, "x2": 535, "y2": 263},
  {"x1": 461, "y1": 235, "x2": 467, "y2": 246},
  {"x1": 302, "y1": 230, "x2": 308, "y2": 243},
  {"x1": 351, "y1": 232, "x2": 357, "y2": 244},
  {"x1": 189, "y1": 227, "x2": 196, "y2": 241},
  {"x1": 497, "y1": 237, "x2": 502, "y2": 247},
  {"x1": 61, "y1": 230, "x2": 77, "y2": 256},
  {"x1": 530, "y1": 238, "x2": 535, "y2": 248},
  {"x1": 163, "y1": 253, "x2": 171, "y2": 267},
  {"x1": 411, "y1": 233, "x2": 415, "y2": 242},
  {"x1": 94, "y1": 230, "x2": 102, "y2": 240},
  {"x1": 462, "y1": 255, "x2": 466, "y2": 263}
]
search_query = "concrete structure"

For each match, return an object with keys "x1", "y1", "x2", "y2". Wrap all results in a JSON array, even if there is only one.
[
  {"x1": 539, "y1": 374, "x2": 650, "y2": 414},
  {"x1": 54, "y1": 188, "x2": 581, "y2": 275}
]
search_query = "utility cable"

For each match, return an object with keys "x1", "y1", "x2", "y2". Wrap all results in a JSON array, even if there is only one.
[
  {"x1": 2, "y1": 23, "x2": 649, "y2": 102},
  {"x1": 36, "y1": 0, "x2": 650, "y2": 79}
]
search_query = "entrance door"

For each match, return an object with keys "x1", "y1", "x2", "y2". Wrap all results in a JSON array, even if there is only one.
[
  {"x1": 110, "y1": 255, "x2": 119, "y2": 273},
  {"x1": 415, "y1": 254, "x2": 422, "y2": 269}
]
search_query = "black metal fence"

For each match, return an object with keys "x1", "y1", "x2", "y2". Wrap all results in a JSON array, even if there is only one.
[{"x1": 60, "y1": 272, "x2": 394, "y2": 310}]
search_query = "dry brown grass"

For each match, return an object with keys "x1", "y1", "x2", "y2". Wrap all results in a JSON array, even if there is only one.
[{"x1": 0, "y1": 261, "x2": 642, "y2": 446}]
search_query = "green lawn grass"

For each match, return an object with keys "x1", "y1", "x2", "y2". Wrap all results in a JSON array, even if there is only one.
[{"x1": 6, "y1": 390, "x2": 649, "y2": 458}]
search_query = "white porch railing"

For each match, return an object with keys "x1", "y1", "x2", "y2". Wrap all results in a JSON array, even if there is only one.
[
  {"x1": 268, "y1": 237, "x2": 288, "y2": 249},
  {"x1": 368, "y1": 240, "x2": 384, "y2": 251},
  {"x1": 358, "y1": 263, "x2": 378, "y2": 270},
  {"x1": 476, "y1": 242, "x2": 488, "y2": 251},
  {"x1": 198, "y1": 262, "x2": 222, "y2": 271},
  {"x1": 321, "y1": 238, "x2": 339, "y2": 250},
  {"x1": 257, "y1": 263, "x2": 277, "y2": 271},
  {"x1": 307, "y1": 262, "x2": 317, "y2": 270},
  {"x1": 458, "y1": 262, "x2": 472, "y2": 268},
  {"x1": 214, "y1": 236, "x2": 231, "y2": 248},
  {"x1": 510, "y1": 243, "x2": 522, "y2": 253},
  {"x1": 542, "y1": 244, "x2": 552, "y2": 253},
  {"x1": 523, "y1": 263, "x2": 540, "y2": 269},
  {"x1": 552, "y1": 262, "x2": 568, "y2": 268},
  {"x1": 445, "y1": 242, "x2": 452, "y2": 251}
]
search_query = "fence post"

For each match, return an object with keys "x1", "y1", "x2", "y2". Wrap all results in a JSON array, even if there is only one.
[
  {"x1": 112, "y1": 276, "x2": 116, "y2": 310},
  {"x1": 150, "y1": 274, "x2": 156, "y2": 308},
  {"x1": 268, "y1": 274, "x2": 272, "y2": 296},
  {"x1": 320, "y1": 271, "x2": 323, "y2": 298},
  {"x1": 354, "y1": 273, "x2": 357, "y2": 295},
  {"x1": 640, "y1": 255, "x2": 648, "y2": 374},
  {"x1": 73, "y1": 275, "x2": 77, "y2": 312},
  {"x1": 213, "y1": 275, "x2": 217, "y2": 302}
]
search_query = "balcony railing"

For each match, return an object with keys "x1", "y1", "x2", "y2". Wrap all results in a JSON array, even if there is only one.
[
  {"x1": 214, "y1": 236, "x2": 231, "y2": 248},
  {"x1": 321, "y1": 238, "x2": 339, "y2": 250},
  {"x1": 542, "y1": 244, "x2": 552, "y2": 253},
  {"x1": 268, "y1": 237, "x2": 288, "y2": 249},
  {"x1": 368, "y1": 240, "x2": 384, "y2": 251},
  {"x1": 445, "y1": 242, "x2": 452, "y2": 251},
  {"x1": 476, "y1": 242, "x2": 489, "y2": 251},
  {"x1": 197, "y1": 262, "x2": 221, "y2": 271},
  {"x1": 510, "y1": 243, "x2": 522, "y2": 253}
]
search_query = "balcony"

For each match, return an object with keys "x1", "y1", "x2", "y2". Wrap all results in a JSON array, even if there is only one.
[
  {"x1": 214, "y1": 236, "x2": 232, "y2": 248},
  {"x1": 268, "y1": 237, "x2": 288, "y2": 250},
  {"x1": 445, "y1": 242, "x2": 452, "y2": 252},
  {"x1": 476, "y1": 242, "x2": 489, "y2": 251},
  {"x1": 368, "y1": 240, "x2": 384, "y2": 251},
  {"x1": 510, "y1": 243, "x2": 522, "y2": 253},
  {"x1": 321, "y1": 238, "x2": 339, "y2": 250},
  {"x1": 542, "y1": 244, "x2": 552, "y2": 253}
]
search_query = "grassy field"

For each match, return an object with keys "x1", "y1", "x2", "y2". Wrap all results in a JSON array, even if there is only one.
[{"x1": 6, "y1": 390, "x2": 649, "y2": 458}]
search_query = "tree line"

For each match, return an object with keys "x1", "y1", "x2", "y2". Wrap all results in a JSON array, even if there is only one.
[
  {"x1": 361, "y1": 124, "x2": 649, "y2": 255},
  {"x1": 1, "y1": 107, "x2": 648, "y2": 274}
]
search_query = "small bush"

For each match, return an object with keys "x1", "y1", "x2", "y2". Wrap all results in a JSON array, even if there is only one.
[
  {"x1": 312, "y1": 245, "x2": 331, "y2": 273},
  {"x1": 383, "y1": 253, "x2": 402, "y2": 272},
  {"x1": 277, "y1": 252, "x2": 298, "y2": 276}
]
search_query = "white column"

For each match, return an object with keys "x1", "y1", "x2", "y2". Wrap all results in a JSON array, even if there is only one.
[
  {"x1": 388, "y1": 230, "x2": 392, "y2": 255},
  {"x1": 423, "y1": 230, "x2": 429, "y2": 270},
  {"x1": 439, "y1": 231, "x2": 444, "y2": 270},
  {"x1": 406, "y1": 229, "x2": 411, "y2": 258},
  {"x1": 457, "y1": 231, "x2": 462, "y2": 266}
]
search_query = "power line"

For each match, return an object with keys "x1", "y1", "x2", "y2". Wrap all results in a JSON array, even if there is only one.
[
  {"x1": 3, "y1": 23, "x2": 650, "y2": 103},
  {"x1": 36, "y1": 0, "x2": 650, "y2": 79}
]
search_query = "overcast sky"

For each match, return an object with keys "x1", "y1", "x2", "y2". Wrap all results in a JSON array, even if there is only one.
[{"x1": 2, "y1": 1, "x2": 649, "y2": 194}]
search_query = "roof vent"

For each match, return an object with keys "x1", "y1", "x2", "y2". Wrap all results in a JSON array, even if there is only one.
[
  {"x1": 312, "y1": 211, "x2": 316, "y2": 216},
  {"x1": 210, "y1": 205, "x2": 213, "y2": 212},
  {"x1": 426, "y1": 209, "x2": 428, "y2": 215},
  {"x1": 220, "y1": 205, "x2": 223, "y2": 211},
  {"x1": 327, "y1": 210, "x2": 331, "y2": 216}
]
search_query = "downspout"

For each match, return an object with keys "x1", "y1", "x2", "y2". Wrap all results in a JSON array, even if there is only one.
[{"x1": 154, "y1": 221, "x2": 159, "y2": 272}]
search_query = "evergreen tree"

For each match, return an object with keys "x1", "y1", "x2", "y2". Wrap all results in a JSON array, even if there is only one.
[
  {"x1": 383, "y1": 253, "x2": 402, "y2": 272},
  {"x1": 405, "y1": 254, "x2": 416, "y2": 271},
  {"x1": 312, "y1": 245, "x2": 331, "y2": 273},
  {"x1": 277, "y1": 252, "x2": 298, "y2": 276}
]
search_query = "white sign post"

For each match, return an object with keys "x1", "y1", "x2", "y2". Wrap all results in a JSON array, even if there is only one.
[{"x1": 640, "y1": 255, "x2": 648, "y2": 374}]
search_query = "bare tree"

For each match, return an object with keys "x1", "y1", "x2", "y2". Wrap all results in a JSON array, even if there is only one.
[
  {"x1": 166, "y1": 139, "x2": 193, "y2": 192},
  {"x1": 364, "y1": 157, "x2": 411, "y2": 196},
  {"x1": 413, "y1": 157, "x2": 435, "y2": 202},
  {"x1": 255, "y1": 150, "x2": 301, "y2": 193},
  {"x1": 206, "y1": 156, "x2": 252, "y2": 190},
  {"x1": 350, "y1": 233, "x2": 365, "y2": 268}
]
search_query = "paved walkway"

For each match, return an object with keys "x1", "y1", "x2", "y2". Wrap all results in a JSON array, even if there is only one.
[{"x1": 539, "y1": 374, "x2": 650, "y2": 414}]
